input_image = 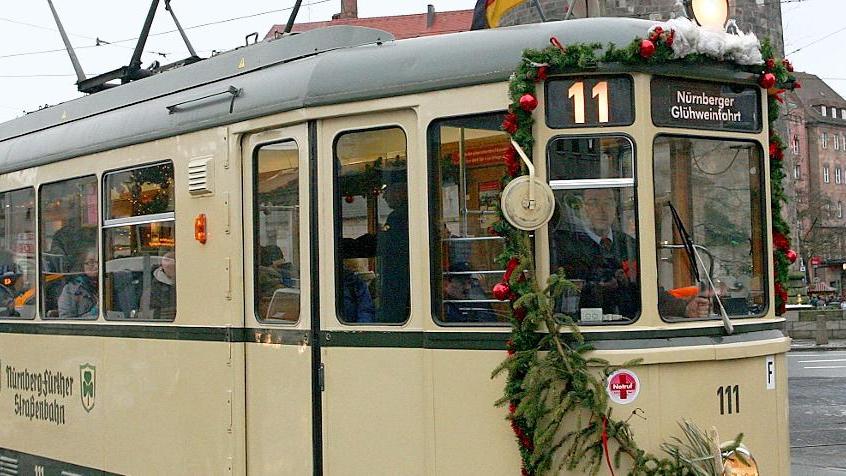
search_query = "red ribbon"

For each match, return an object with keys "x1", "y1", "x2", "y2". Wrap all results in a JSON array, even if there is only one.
[
  {"x1": 602, "y1": 416, "x2": 615, "y2": 476},
  {"x1": 550, "y1": 36, "x2": 566, "y2": 51}
]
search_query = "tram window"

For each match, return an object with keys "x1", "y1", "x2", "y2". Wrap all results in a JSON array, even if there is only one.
[
  {"x1": 39, "y1": 176, "x2": 99, "y2": 319},
  {"x1": 548, "y1": 136, "x2": 633, "y2": 181},
  {"x1": 102, "y1": 163, "x2": 176, "y2": 321},
  {"x1": 549, "y1": 187, "x2": 640, "y2": 323},
  {"x1": 335, "y1": 127, "x2": 408, "y2": 325},
  {"x1": 547, "y1": 136, "x2": 639, "y2": 324},
  {"x1": 429, "y1": 113, "x2": 511, "y2": 325},
  {"x1": 0, "y1": 188, "x2": 36, "y2": 319},
  {"x1": 254, "y1": 141, "x2": 300, "y2": 323},
  {"x1": 653, "y1": 136, "x2": 767, "y2": 321}
]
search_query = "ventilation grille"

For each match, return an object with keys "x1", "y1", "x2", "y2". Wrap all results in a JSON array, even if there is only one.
[
  {"x1": 188, "y1": 157, "x2": 214, "y2": 195},
  {"x1": 0, "y1": 454, "x2": 19, "y2": 475}
]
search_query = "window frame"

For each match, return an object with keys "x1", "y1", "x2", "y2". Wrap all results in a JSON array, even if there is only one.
[
  {"x1": 837, "y1": 168, "x2": 842, "y2": 185},
  {"x1": 652, "y1": 134, "x2": 769, "y2": 322},
  {"x1": 101, "y1": 161, "x2": 176, "y2": 322},
  {"x1": 824, "y1": 166, "x2": 831, "y2": 183},
  {"x1": 427, "y1": 111, "x2": 512, "y2": 327},
  {"x1": 252, "y1": 139, "x2": 302, "y2": 325},
  {"x1": 332, "y1": 125, "x2": 411, "y2": 326},
  {"x1": 38, "y1": 174, "x2": 100, "y2": 320},
  {"x1": 547, "y1": 132, "x2": 641, "y2": 325},
  {"x1": 0, "y1": 186, "x2": 36, "y2": 320}
]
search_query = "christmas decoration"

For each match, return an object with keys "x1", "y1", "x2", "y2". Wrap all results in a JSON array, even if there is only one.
[
  {"x1": 786, "y1": 249, "x2": 798, "y2": 264},
  {"x1": 759, "y1": 72, "x2": 776, "y2": 89},
  {"x1": 491, "y1": 21, "x2": 795, "y2": 475},
  {"x1": 639, "y1": 39, "x2": 656, "y2": 58},
  {"x1": 344, "y1": 195, "x2": 354, "y2": 204},
  {"x1": 518, "y1": 93, "x2": 538, "y2": 112}
]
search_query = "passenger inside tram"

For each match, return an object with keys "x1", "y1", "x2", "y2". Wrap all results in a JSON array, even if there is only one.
[
  {"x1": 58, "y1": 248, "x2": 98, "y2": 318},
  {"x1": 150, "y1": 251, "x2": 176, "y2": 320}
]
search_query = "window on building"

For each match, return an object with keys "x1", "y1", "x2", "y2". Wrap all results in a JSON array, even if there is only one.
[
  {"x1": 836, "y1": 136, "x2": 841, "y2": 151},
  {"x1": 335, "y1": 127, "x2": 409, "y2": 324},
  {"x1": 842, "y1": 135, "x2": 845, "y2": 151},
  {"x1": 833, "y1": 109, "x2": 839, "y2": 120},
  {"x1": 793, "y1": 164, "x2": 801, "y2": 179},
  {"x1": 837, "y1": 168, "x2": 842, "y2": 184},
  {"x1": 430, "y1": 113, "x2": 511, "y2": 325},
  {"x1": 792, "y1": 136, "x2": 800, "y2": 155},
  {"x1": 0, "y1": 188, "x2": 35, "y2": 319},
  {"x1": 103, "y1": 162, "x2": 175, "y2": 320},
  {"x1": 822, "y1": 106, "x2": 827, "y2": 117},
  {"x1": 254, "y1": 141, "x2": 301, "y2": 323},
  {"x1": 824, "y1": 166, "x2": 831, "y2": 183},
  {"x1": 40, "y1": 176, "x2": 98, "y2": 319},
  {"x1": 842, "y1": 109, "x2": 846, "y2": 120},
  {"x1": 839, "y1": 201, "x2": 844, "y2": 219},
  {"x1": 822, "y1": 132, "x2": 828, "y2": 149}
]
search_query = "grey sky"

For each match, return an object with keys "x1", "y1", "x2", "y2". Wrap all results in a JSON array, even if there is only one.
[{"x1": 0, "y1": 0, "x2": 843, "y2": 123}]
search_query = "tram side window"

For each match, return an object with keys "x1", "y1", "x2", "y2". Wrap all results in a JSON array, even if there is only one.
[
  {"x1": 653, "y1": 136, "x2": 767, "y2": 321},
  {"x1": 0, "y1": 188, "x2": 36, "y2": 318},
  {"x1": 429, "y1": 113, "x2": 510, "y2": 324},
  {"x1": 40, "y1": 176, "x2": 99, "y2": 319},
  {"x1": 547, "y1": 136, "x2": 640, "y2": 324},
  {"x1": 254, "y1": 141, "x2": 301, "y2": 323},
  {"x1": 335, "y1": 127, "x2": 408, "y2": 324},
  {"x1": 102, "y1": 163, "x2": 175, "y2": 320}
]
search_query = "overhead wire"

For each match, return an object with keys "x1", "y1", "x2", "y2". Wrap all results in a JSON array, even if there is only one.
[{"x1": 0, "y1": 0, "x2": 333, "y2": 61}]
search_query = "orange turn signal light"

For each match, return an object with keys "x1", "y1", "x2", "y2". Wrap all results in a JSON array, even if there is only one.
[{"x1": 195, "y1": 213, "x2": 207, "y2": 244}]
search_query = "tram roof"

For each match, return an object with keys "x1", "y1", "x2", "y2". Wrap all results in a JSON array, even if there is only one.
[{"x1": 0, "y1": 17, "x2": 753, "y2": 174}]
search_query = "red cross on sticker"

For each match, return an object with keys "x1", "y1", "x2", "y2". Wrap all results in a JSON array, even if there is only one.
[{"x1": 606, "y1": 369, "x2": 640, "y2": 405}]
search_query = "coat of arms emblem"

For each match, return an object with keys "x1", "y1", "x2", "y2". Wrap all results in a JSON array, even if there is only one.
[{"x1": 79, "y1": 363, "x2": 96, "y2": 412}]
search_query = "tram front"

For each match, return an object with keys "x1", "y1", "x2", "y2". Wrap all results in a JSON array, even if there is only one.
[{"x1": 499, "y1": 32, "x2": 791, "y2": 474}]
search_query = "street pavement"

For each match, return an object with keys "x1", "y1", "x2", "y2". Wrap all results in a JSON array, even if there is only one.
[{"x1": 789, "y1": 341, "x2": 846, "y2": 475}]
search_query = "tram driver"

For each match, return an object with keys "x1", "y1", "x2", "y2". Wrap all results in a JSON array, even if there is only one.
[{"x1": 551, "y1": 188, "x2": 710, "y2": 321}]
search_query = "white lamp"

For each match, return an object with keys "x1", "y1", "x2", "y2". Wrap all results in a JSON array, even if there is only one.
[{"x1": 685, "y1": 0, "x2": 729, "y2": 30}]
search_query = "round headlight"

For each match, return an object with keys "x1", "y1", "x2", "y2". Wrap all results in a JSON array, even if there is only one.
[{"x1": 686, "y1": 0, "x2": 729, "y2": 30}]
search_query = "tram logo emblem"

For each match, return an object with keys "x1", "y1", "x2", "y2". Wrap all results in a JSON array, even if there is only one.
[
  {"x1": 79, "y1": 363, "x2": 96, "y2": 413},
  {"x1": 606, "y1": 369, "x2": 640, "y2": 405}
]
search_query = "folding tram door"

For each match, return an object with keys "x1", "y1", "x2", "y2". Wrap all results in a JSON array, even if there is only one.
[{"x1": 242, "y1": 123, "x2": 317, "y2": 474}]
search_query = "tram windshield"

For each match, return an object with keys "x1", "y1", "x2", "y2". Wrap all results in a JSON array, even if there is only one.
[
  {"x1": 548, "y1": 136, "x2": 638, "y2": 324},
  {"x1": 653, "y1": 136, "x2": 767, "y2": 320}
]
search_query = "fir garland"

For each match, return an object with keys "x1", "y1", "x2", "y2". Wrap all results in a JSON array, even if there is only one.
[{"x1": 491, "y1": 30, "x2": 796, "y2": 475}]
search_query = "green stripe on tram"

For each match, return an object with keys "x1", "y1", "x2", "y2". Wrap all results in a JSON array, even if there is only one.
[
  {"x1": 0, "y1": 321, "x2": 783, "y2": 350},
  {"x1": 0, "y1": 446, "x2": 120, "y2": 475}
]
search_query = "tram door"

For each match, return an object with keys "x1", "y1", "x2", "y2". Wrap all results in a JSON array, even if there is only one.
[
  {"x1": 242, "y1": 124, "x2": 314, "y2": 473},
  {"x1": 318, "y1": 111, "x2": 428, "y2": 474}
]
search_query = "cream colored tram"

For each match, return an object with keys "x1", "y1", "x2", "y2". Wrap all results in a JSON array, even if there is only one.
[{"x1": 0, "y1": 17, "x2": 788, "y2": 475}]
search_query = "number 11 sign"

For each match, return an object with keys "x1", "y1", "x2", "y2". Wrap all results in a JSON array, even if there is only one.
[{"x1": 546, "y1": 75, "x2": 634, "y2": 128}]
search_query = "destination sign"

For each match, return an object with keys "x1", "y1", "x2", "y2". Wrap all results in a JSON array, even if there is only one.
[
  {"x1": 651, "y1": 77, "x2": 761, "y2": 132},
  {"x1": 545, "y1": 76, "x2": 634, "y2": 128}
]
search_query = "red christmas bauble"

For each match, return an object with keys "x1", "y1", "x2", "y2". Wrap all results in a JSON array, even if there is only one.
[
  {"x1": 344, "y1": 195, "x2": 354, "y2": 203},
  {"x1": 765, "y1": 58, "x2": 776, "y2": 71},
  {"x1": 648, "y1": 26, "x2": 663, "y2": 42},
  {"x1": 639, "y1": 39, "x2": 656, "y2": 59},
  {"x1": 786, "y1": 249, "x2": 798, "y2": 264},
  {"x1": 519, "y1": 93, "x2": 538, "y2": 112},
  {"x1": 759, "y1": 73, "x2": 776, "y2": 89},
  {"x1": 493, "y1": 282, "x2": 511, "y2": 301}
]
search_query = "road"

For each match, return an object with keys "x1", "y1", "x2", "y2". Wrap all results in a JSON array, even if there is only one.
[{"x1": 789, "y1": 350, "x2": 846, "y2": 475}]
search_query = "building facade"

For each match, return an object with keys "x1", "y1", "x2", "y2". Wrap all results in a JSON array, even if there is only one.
[
  {"x1": 501, "y1": 0, "x2": 784, "y2": 56},
  {"x1": 785, "y1": 73, "x2": 846, "y2": 296}
]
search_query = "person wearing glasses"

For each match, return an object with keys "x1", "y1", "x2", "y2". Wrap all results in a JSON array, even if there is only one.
[{"x1": 58, "y1": 248, "x2": 98, "y2": 318}]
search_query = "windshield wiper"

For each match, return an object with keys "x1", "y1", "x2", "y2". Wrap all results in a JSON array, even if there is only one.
[{"x1": 667, "y1": 202, "x2": 733, "y2": 335}]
